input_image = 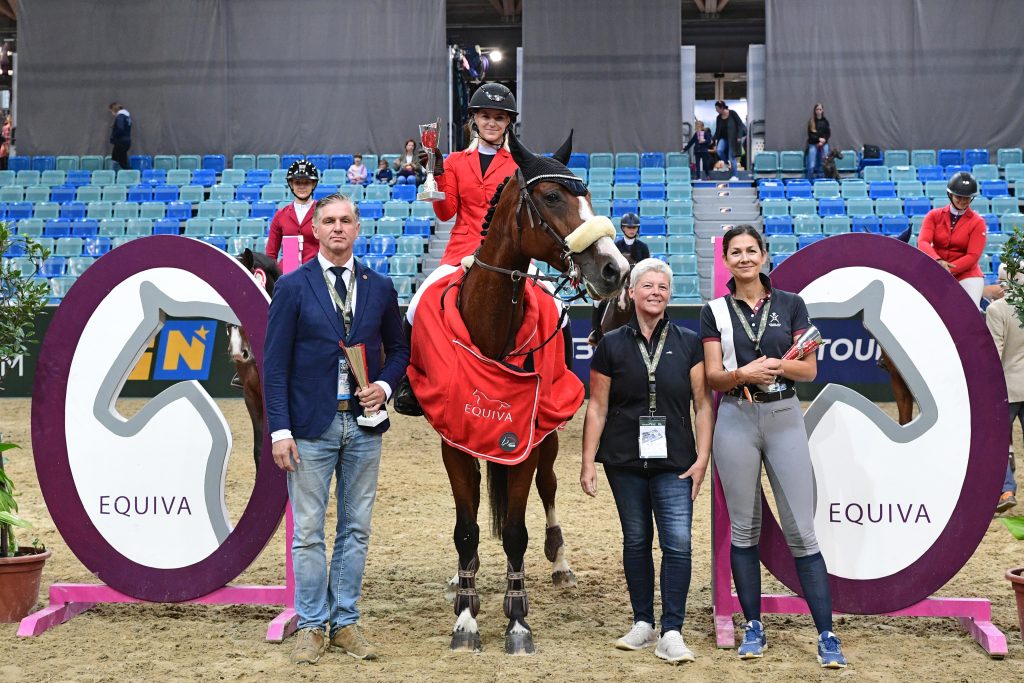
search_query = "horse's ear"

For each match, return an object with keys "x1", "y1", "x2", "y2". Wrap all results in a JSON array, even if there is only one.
[
  {"x1": 507, "y1": 129, "x2": 536, "y2": 168},
  {"x1": 241, "y1": 248, "x2": 255, "y2": 270},
  {"x1": 552, "y1": 129, "x2": 573, "y2": 165}
]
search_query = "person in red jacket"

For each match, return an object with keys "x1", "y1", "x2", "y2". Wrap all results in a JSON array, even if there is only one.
[
  {"x1": 394, "y1": 82, "x2": 520, "y2": 414},
  {"x1": 917, "y1": 171, "x2": 987, "y2": 309},
  {"x1": 266, "y1": 159, "x2": 321, "y2": 264}
]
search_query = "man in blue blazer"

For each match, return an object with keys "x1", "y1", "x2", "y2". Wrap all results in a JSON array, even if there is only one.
[{"x1": 265, "y1": 193, "x2": 408, "y2": 665}]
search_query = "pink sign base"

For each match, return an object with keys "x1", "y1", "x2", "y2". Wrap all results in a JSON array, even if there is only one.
[
  {"x1": 19, "y1": 505, "x2": 298, "y2": 641},
  {"x1": 711, "y1": 466, "x2": 1008, "y2": 658},
  {"x1": 19, "y1": 250, "x2": 306, "y2": 642}
]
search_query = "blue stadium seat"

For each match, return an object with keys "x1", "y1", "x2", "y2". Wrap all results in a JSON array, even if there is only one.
[
  {"x1": 764, "y1": 215, "x2": 793, "y2": 235},
  {"x1": 255, "y1": 154, "x2": 280, "y2": 171},
  {"x1": 881, "y1": 215, "x2": 910, "y2": 236},
  {"x1": 280, "y1": 154, "x2": 303, "y2": 170},
  {"x1": 980, "y1": 180, "x2": 1010, "y2": 198},
  {"x1": 903, "y1": 197, "x2": 931, "y2": 216},
  {"x1": 166, "y1": 201, "x2": 193, "y2": 220},
  {"x1": 7, "y1": 202, "x2": 33, "y2": 221},
  {"x1": 665, "y1": 216, "x2": 693, "y2": 235},
  {"x1": 129, "y1": 155, "x2": 153, "y2": 171},
  {"x1": 190, "y1": 169, "x2": 217, "y2": 187},
  {"x1": 944, "y1": 164, "x2": 971, "y2": 179},
  {"x1": 798, "y1": 234, "x2": 827, "y2": 249},
  {"x1": 964, "y1": 149, "x2": 988, "y2": 167},
  {"x1": 640, "y1": 152, "x2": 664, "y2": 168},
  {"x1": 640, "y1": 216, "x2": 666, "y2": 235},
  {"x1": 66, "y1": 170, "x2": 92, "y2": 188},
  {"x1": 8, "y1": 157, "x2": 31, "y2": 172},
  {"x1": 71, "y1": 219, "x2": 99, "y2": 236},
  {"x1": 403, "y1": 217, "x2": 431, "y2": 237},
  {"x1": 152, "y1": 185, "x2": 179, "y2": 202},
  {"x1": 32, "y1": 156, "x2": 57, "y2": 172},
  {"x1": 615, "y1": 152, "x2": 640, "y2": 169},
  {"x1": 50, "y1": 186, "x2": 76, "y2": 204},
  {"x1": 127, "y1": 185, "x2": 152, "y2": 202},
  {"x1": 235, "y1": 185, "x2": 260, "y2": 202},
  {"x1": 329, "y1": 154, "x2": 353, "y2": 170},
  {"x1": 937, "y1": 149, "x2": 963, "y2": 167},
  {"x1": 911, "y1": 150, "x2": 936, "y2": 168},
  {"x1": 611, "y1": 199, "x2": 638, "y2": 218},
  {"x1": 785, "y1": 181, "x2": 813, "y2": 199},
  {"x1": 638, "y1": 199, "x2": 665, "y2": 217},
  {"x1": 250, "y1": 201, "x2": 277, "y2": 219},
  {"x1": 40, "y1": 256, "x2": 67, "y2": 277},
  {"x1": 666, "y1": 235, "x2": 695, "y2": 255},
  {"x1": 754, "y1": 152, "x2": 779, "y2": 177},
  {"x1": 152, "y1": 155, "x2": 177, "y2": 171},
  {"x1": 769, "y1": 234, "x2": 798, "y2": 254},
  {"x1": 45, "y1": 219, "x2": 73, "y2": 238},
  {"x1": 151, "y1": 218, "x2": 178, "y2": 235},
  {"x1": 812, "y1": 180, "x2": 841, "y2": 199},
  {"x1": 55, "y1": 155, "x2": 79, "y2": 172},
  {"x1": 868, "y1": 181, "x2": 896, "y2": 199},
  {"x1": 202, "y1": 155, "x2": 226, "y2": 173},
  {"x1": 392, "y1": 184, "x2": 416, "y2": 202},
  {"x1": 360, "y1": 201, "x2": 384, "y2": 220},
  {"x1": 758, "y1": 182, "x2": 785, "y2": 200},
  {"x1": 246, "y1": 169, "x2": 271, "y2": 186},
  {"x1": 883, "y1": 150, "x2": 909, "y2": 167},
  {"x1": 60, "y1": 202, "x2": 87, "y2": 220},
  {"x1": 141, "y1": 169, "x2": 166, "y2": 186},
  {"x1": 916, "y1": 165, "x2": 943, "y2": 182},
  {"x1": 313, "y1": 183, "x2": 339, "y2": 200},
  {"x1": 614, "y1": 168, "x2": 640, "y2": 184},
  {"x1": 83, "y1": 236, "x2": 112, "y2": 257},
  {"x1": 852, "y1": 215, "x2": 880, "y2": 233},
  {"x1": 822, "y1": 215, "x2": 851, "y2": 234},
  {"x1": 972, "y1": 164, "x2": 1000, "y2": 182},
  {"x1": 640, "y1": 183, "x2": 665, "y2": 200},
  {"x1": 568, "y1": 153, "x2": 589, "y2": 169},
  {"x1": 817, "y1": 198, "x2": 845, "y2": 216}
]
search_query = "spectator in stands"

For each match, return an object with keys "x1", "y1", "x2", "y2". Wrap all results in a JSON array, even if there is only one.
[
  {"x1": 682, "y1": 121, "x2": 713, "y2": 180},
  {"x1": 805, "y1": 103, "x2": 831, "y2": 180},
  {"x1": 701, "y1": 225, "x2": 847, "y2": 669},
  {"x1": 394, "y1": 138, "x2": 424, "y2": 184},
  {"x1": 347, "y1": 154, "x2": 368, "y2": 185},
  {"x1": 0, "y1": 113, "x2": 11, "y2": 171},
  {"x1": 375, "y1": 158, "x2": 393, "y2": 185},
  {"x1": 581, "y1": 257, "x2": 712, "y2": 664},
  {"x1": 713, "y1": 100, "x2": 745, "y2": 174},
  {"x1": 917, "y1": 171, "x2": 987, "y2": 309},
  {"x1": 266, "y1": 159, "x2": 321, "y2": 264},
  {"x1": 589, "y1": 213, "x2": 651, "y2": 346},
  {"x1": 986, "y1": 263, "x2": 1023, "y2": 513},
  {"x1": 394, "y1": 82, "x2": 520, "y2": 415},
  {"x1": 108, "y1": 102, "x2": 132, "y2": 171}
]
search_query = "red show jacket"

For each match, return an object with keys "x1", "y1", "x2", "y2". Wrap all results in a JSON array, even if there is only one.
[
  {"x1": 266, "y1": 203, "x2": 319, "y2": 264},
  {"x1": 917, "y1": 205, "x2": 987, "y2": 280},
  {"x1": 433, "y1": 148, "x2": 519, "y2": 266}
]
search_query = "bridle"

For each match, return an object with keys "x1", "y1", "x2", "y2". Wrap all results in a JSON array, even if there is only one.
[{"x1": 441, "y1": 169, "x2": 598, "y2": 358}]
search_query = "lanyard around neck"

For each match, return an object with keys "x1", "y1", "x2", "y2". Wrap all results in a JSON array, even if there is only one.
[
  {"x1": 322, "y1": 267, "x2": 356, "y2": 332},
  {"x1": 728, "y1": 293, "x2": 772, "y2": 355},
  {"x1": 635, "y1": 323, "x2": 669, "y2": 415}
]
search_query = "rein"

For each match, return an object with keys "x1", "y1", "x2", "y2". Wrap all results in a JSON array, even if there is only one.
[{"x1": 443, "y1": 169, "x2": 594, "y2": 360}]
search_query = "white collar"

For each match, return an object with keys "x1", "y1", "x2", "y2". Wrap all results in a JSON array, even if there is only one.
[
  {"x1": 949, "y1": 204, "x2": 966, "y2": 217},
  {"x1": 117, "y1": 108, "x2": 130, "y2": 117},
  {"x1": 317, "y1": 252, "x2": 355, "y2": 276},
  {"x1": 623, "y1": 236, "x2": 636, "y2": 245},
  {"x1": 478, "y1": 140, "x2": 499, "y2": 156}
]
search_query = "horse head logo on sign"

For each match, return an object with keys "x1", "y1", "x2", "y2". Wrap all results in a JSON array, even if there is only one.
[
  {"x1": 32, "y1": 236, "x2": 288, "y2": 603},
  {"x1": 758, "y1": 232, "x2": 1007, "y2": 614}
]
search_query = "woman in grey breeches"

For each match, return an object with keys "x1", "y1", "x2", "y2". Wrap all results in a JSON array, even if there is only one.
[{"x1": 699, "y1": 225, "x2": 846, "y2": 669}]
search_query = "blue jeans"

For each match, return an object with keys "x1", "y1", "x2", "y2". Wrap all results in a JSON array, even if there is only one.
[
  {"x1": 806, "y1": 143, "x2": 829, "y2": 179},
  {"x1": 289, "y1": 411, "x2": 382, "y2": 634},
  {"x1": 604, "y1": 465, "x2": 693, "y2": 634},
  {"x1": 1005, "y1": 402, "x2": 1023, "y2": 494},
  {"x1": 716, "y1": 139, "x2": 736, "y2": 173}
]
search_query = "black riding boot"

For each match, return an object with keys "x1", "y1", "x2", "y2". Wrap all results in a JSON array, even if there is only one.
[
  {"x1": 587, "y1": 301, "x2": 607, "y2": 347},
  {"x1": 394, "y1": 318, "x2": 424, "y2": 416}
]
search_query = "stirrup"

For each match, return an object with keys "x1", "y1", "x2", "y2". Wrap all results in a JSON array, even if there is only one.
[{"x1": 230, "y1": 372, "x2": 243, "y2": 389}]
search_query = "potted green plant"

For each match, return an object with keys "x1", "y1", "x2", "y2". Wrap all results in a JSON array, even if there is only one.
[
  {"x1": 1001, "y1": 226, "x2": 1024, "y2": 642},
  {"x1": 0, "y1": 221, "x2": 52, "y2": 622}
]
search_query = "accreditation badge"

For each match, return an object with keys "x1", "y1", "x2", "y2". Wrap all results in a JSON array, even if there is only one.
[
  {"x1": 337, "y1": 356, "x2": 352, "y2": 400},
  {"x1": 638, "y1": 415, "x2": 668, "y2": 459}
]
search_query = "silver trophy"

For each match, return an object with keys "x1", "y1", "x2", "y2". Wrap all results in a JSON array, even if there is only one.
[
  {"x1": 763, "y1": 326, "x2": 827, "y2": 393},
  {"x1": 341, "y1": 342, "x2": 388, "y2": 428},
  {"x1": 416, "y1": 118, "x2": 446, "y2": 201}
]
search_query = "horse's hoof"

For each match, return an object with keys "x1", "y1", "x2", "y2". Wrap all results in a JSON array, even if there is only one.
[
  {"x1": 504, "y1": 631, "x2": 536, "y2": 655},
  {"x1": 450, "y1": 631, "x2": 481, "y2": 653},
  {"x1": 551, "y1": 569, "x2": 577, "y2": 588}
]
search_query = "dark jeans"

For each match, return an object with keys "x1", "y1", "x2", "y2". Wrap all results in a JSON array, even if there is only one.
[
  {"x1": 111, "y1": 142, "x2": 131, "y2": 170},
  {"x1": 695, "y1": 152, "x2": 712, "y2": 179},
  {"x1": 1005, "y1": 402, "x2": 1023, "y2": 494},
  {"x1": 604, "y1": 465, "x2": 693, "y2": 634}
]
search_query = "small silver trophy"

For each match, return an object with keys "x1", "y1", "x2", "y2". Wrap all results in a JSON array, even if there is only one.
[
  {"x1": 762, "y1": 326, "x2": 827, "y2": 393},
  {"x1": 340, "y1": 342, "x2": 388, "y2": 428},
  {"x1": 416, "y1": 118, "x2": 446, "y2": 201}
]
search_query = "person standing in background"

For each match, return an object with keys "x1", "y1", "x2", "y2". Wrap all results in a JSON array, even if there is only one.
[
  {"x1": 108, "y1": 102, "x2": 131, "y2": 170},
  {"x1": 917, "y1": 171, "x2": 987, "y2": 309},
  {"x1": 266, "y1": 159, "x2": 321, "y2": 264},
  {"x1": 805, "y1": 103, "x2": 831, "y2": 180},
  {"x1": 683, "y1": 120, "x2": 713, "y2": 180},
  {"x1": 713, "y1": 101, "x2": 745, "y2": 175},
  {"x1": 0, "y1": 113, "x2": 11, "y2": 171},
  {"x1": 986, "y1": 263, "x2": 1024, "y2": 513}
]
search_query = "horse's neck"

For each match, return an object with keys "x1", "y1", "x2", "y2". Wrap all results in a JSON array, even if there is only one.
[{"x1": 459, "y1": 208, "x2": 531, "y2": 360}]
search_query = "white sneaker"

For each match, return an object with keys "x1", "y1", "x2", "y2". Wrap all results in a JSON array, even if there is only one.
[
  {"x1": 655, "y1": 630, "x2": 696, "y2": 663},
  {"x1": 615, "y1": 621, "x2": 658, "y2": 650}
]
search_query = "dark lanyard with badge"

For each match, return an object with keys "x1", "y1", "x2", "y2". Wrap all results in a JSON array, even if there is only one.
[
  {"x1": 728, "y1": 294, "x2": 771, "y2": 356},
  {"x1": 323, "y1": 269, "x2": 356, "y2": 400},
  {"x1": 636, "y1": 324, "x2": 669, "y2": 461}
]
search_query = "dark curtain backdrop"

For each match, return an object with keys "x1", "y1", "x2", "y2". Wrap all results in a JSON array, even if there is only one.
[
  {"x1": 18, "y1": 0, "x2": 447, "y2": 156},
  {"x1": 766, "y1": 0, "x2": 1024, "y2": 152},
  {"x1": 521, "y1": 0, "x2": 681, "y2": 153}
]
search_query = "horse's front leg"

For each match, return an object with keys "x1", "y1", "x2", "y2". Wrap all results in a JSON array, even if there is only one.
[
  {"x1": 503, "y1": 454, "x2": 541, "y2": 655},
  {"x1": 534, "y1": 433, "x2": 577, "y2": 587},
  {"x1": 442, "y1": 445, "x2": 482, "y2": 652}
]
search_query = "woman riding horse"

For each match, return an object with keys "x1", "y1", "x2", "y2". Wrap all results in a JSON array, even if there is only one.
[{"x1": 407, "y1": 130, "x2": 628, "y2": 654}]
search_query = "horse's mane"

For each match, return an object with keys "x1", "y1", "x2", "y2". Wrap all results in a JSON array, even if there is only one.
[{"x1": 480, "y1": 175, "x2": 514, "y2": 238}]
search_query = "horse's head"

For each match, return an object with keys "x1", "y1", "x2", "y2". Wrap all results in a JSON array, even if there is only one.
[
  {"x1": 227, "y1": 248, "x2": 282, "y2": 364},
  {"x1": 499, "y1": 130, "x2": 628, "y2": 299}
]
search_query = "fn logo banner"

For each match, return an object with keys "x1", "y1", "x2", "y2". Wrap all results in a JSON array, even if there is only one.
[{"x1": 129, "y1": 320, "x2": 219, "y2": 381}]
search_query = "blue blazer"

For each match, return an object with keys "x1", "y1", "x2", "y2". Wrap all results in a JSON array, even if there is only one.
[{"x1": 264, "y1": 257, "x2": 409, "y2": 437}]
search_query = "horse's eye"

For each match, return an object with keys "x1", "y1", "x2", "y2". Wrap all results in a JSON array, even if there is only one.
[{"x1": 544, "y1": 192, "x2": 560, "y2": 203}]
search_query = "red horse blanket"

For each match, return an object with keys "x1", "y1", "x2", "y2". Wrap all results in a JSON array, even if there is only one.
[{"x1": 408, "y1": 271, "x2": 584, "y2": 465}]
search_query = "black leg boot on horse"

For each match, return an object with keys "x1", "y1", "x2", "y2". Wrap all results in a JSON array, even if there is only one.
[
  {"x1": 450, "y1": 520, "x2": 482, "y2": 652},
  {"x1": 535, "y1": 432, "x2": 577, "y2": 587},
  {"x1": 394, "y1": 318, "x2": 424, "y2": 416}
]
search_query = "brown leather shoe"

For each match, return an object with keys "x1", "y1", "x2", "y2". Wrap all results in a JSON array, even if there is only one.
[
  {"x1": 331, "y1": 624, "x2": 378, "y2": 660},
  {"x1": 291, "y1": 627, "x2": 327, "y2": 665}
]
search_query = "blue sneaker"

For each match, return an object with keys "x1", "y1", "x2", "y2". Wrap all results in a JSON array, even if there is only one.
[
  {"x1": 737, "y1": 620, "x2": 766, "y2": 659},
  {"x1": 817, "y1": 631, "x2": 847, "y2": 668}
]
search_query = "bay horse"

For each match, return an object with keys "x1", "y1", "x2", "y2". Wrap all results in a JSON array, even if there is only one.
[
  {"x1": 596, "y1": 256, "x2": 637, "y2": 339},
  {"x1": 880, "y1": 226, "x2": 915, "y2": 425},
  {"x1": 226, "y1": 248, "x2": 281, "y2": 470},
  {"x1": 428, "y1": 130, "x2": 628, "y2": 655}
]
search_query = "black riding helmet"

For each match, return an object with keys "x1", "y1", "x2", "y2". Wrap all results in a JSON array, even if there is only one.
[
  {"x1": 468, "y1": 83, "x2": 518, "y2": 121},
  {"x1": 946, "y1": 171, "x2": 978, "y2": 199},
  {"x1": 620, "y1": 212, "x2": 641, "y2": 229},
  {"x1": 286, "y1": 159, "x2": 319, "y2": 200}
]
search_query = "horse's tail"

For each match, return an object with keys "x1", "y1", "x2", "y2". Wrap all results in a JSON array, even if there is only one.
[{"x1": 486, "y1": 460, "x2": 509, "y2": 539}]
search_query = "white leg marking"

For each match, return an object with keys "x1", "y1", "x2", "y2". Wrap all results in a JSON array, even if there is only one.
[
  {"x1": 509, "y1": 620, "x2": 530, "y2": 635},
  {"x1": 545, "y1": 507, "x2": 559, "y2": 529},
  {"x1": 552, "y1": 546, "x2": 571, "y2": 575},
  {"x1": 454, "y1": 608, "x2": 479, "y2": 634}
]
